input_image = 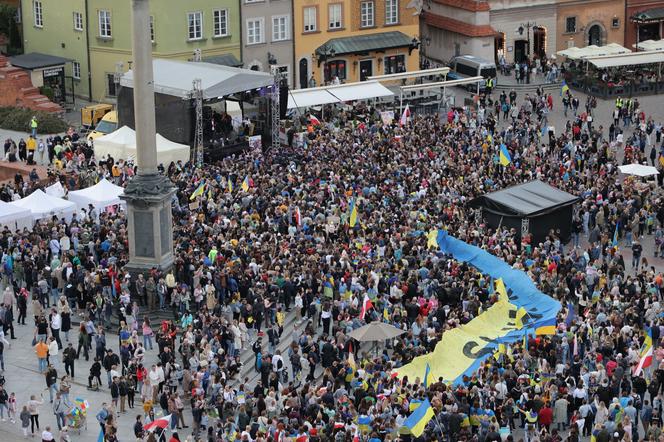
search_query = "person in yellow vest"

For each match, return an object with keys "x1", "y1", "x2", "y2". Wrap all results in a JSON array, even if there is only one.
[
  {"x1": 30, "y1": 116, "x2": 38, "y2": 137},
  {"x1": 615, "y1": 97, "x2": 623, "y2": 110},
  {"x1": 486, "y1": 77, "x2": 494, "y2": 96},
  {"x1": 26, "y1": 135, "x2": 36, "y2": 165}
]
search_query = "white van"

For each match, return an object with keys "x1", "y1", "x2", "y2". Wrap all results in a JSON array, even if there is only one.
[{"x1": 449, "y1": 55, "x2": 497, "y2": 91}]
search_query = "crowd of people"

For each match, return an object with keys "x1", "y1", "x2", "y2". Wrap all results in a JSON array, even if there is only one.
[{"x1": 0, "y1": 80, "x2": 663, "y2": 442}]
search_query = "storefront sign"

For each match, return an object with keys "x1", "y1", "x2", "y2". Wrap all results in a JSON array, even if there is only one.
[{"x1": 42, "y1": 66, "x2": 64, "y2": 78}]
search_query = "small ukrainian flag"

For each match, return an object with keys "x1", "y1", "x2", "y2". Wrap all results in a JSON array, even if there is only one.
[
  {"x1": 561, "y1": 80, "x2": 570, "y2": 96},
  {"x1": 227, "y1": 177, "x2": 234, "y2": 192},
  {"x1": 499, "y1": 143, "x2": 512, "y2": 166},
  {"x1": 241, "y1": 175, "x2": 250, "y2": 192},
  {"x1": 349, "y1": 198, "x2": 358, "y2": 227}
]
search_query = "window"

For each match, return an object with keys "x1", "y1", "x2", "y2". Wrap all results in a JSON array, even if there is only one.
[
  {"x1": 246, "y1": 18, "x2": 264, "y2": 44},
  {"x1": 272, "y1": 15, "x2": 289, "y2": 41},
  {"x1": 33, "y1": 1, "x2": 43, "y2": 27},
  {"x1": 612, "y1": 17, "x2": 620, "y2": 28},
  {"x1": 385, "y1": 0, "x2": 398, "y2": 25},
  {"x1": 15, "y1": 7, "x2": 21, "y2": 24},
  {"x1": 150, "y1": 16, "x2": 155, "y2": 42},
  {"x1": 324, "y1": 60, "x2": 346, "y2": 82},
  {"x1": 98, "y1": 10, "x2": 112, "y2": 37},
  {"x1": 73, "y1": 11, "x2": 83, "y2": 31},
  {"x1": 384, "y1": 54, "x2": 405, "y2": 74},
  {"x1": 106, "y1": 73, "x2": 117, "y2": 97},
  {"x1": 329, "y1": 4, "x2": 342, "y2": 29},
  {"x1": 213, "y1": 9, "x2": 229, "y2": 37},
  {"x1": 73, "y1": 61, "x2": 81, "y2": 79},
  {"x1": 188, "y1": 11, "x2": 203, "y2": 40},
  {"x1": 303, "y1": 7, "x2": 316, "y2": 32},
  {"x1": 360, "y1": 2, "x2": 374, "y2": 28},
  {"x1": 565, "y1": 16, "x2": 576, "y2": 33}
]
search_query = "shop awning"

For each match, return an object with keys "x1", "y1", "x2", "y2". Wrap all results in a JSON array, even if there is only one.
[
  {"x1": 632, "y1": 8, "x2": 664, "y2": 23},
  {"x1": 287, "y1": 81, "x2": 394, "y2": 109},
  {"x1": 202, "y1": 53, "x2": 243, "y2": 67},
  {"x1": 586, "y1": 50, "x2": 664, "y2": 68},
  {"x1": 315, "y1": 31, "x2": 413, "y2": 57},
  {"x1": 367, "y1": 67, "x2": 450, "y2": 82},
  {"x1": 9, "y1": 52, "x2": 71, "y2": 70}
]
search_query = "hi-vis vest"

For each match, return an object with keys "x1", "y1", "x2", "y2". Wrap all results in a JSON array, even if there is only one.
[
  {"x1": 615, "y1": 98, "x2": 623, "y2": 108},
  {"x1": 486, "y1": 78, "x2": 493, "y2": 88}
]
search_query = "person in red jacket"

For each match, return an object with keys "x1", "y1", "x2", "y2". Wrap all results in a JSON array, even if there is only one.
[{"x1": 539, "y1": 402, "x2": 553, "y2": 432}]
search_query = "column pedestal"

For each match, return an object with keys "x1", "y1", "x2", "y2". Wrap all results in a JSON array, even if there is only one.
[{"x1": 121, "y1": 173, "x2": 176, "y2": 274}]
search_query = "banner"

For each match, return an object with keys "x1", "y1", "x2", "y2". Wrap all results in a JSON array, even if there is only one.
[
  {"x1": 248, "y1": 135, "x2": 262, "y2": 149},
  {"x1": 380, "y1": 111, "x2": 395, "y2": 126},
  {"x1": 394, "y1": 230, "x2": 561, "y2": 385}
]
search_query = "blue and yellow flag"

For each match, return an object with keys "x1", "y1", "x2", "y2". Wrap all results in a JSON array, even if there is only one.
[
  {"x1": 241, "y1": 175, "x2": 250, "y2": 192},
  {"x1": 227, "y1": 177, "x2": 234, "y2": 192},
  {"x1": 357, "y1": 415, "x2": 372, "y2": 432},
  {"x1": 189, "y1": 181, "x2": 206, "y2": 200},
  {"x1": 561, "y1": 80, "x2": 570, "y2": 96},
  {"x1": 499, "y1": 144, "x2": 511, "y2": 166},
  {"x1": 349, "y1": 198, "x2": 358, "y2": 227},
  {"x1": 423, "y1": 362, "x2": 431, "y2": 388},
  {"x1": 400, "y1": 398, "x2": 434, "y2": 437},
  {"x1": 612, "y1": 222, "x2": 620, "y2": 249}
]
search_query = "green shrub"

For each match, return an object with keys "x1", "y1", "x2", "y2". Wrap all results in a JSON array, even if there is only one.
[
  {"x1": 0, "y1": 106, "x2": 68, "y2": 134},
  {"x1": 39, "y1": 86, "x2": 54, "y2": 102}
]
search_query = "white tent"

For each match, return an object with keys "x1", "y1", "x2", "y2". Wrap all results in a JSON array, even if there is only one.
[
  {"x1": 287, "y1": 81, "x2": 394, "y2": 109},
  {"x1": 557, "y1": 43, "x2": 631, "y2": 60},
  {"x1": 0, "y1": 200, "x2": 33, "y2": 231},
  {"x1": 93, "y1": 126, "x2": 190, "y2": 167},
  {"x1": 634, "y1": 39, "x2": 664, "y2": 51},
  {"x1": 9, "y1": 189, "x2": 77, "y2": 222},
  {"x1": 68, "y1": 178, "x2": 126, "y2": 213}
]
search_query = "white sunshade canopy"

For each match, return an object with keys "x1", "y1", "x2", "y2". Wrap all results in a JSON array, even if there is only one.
[
  {"x1": 367, "y1": 67, "x2": 450, "y2": 82},
  {"x1": 68, "y1": 178, "x2": 126, "y2": 213},
  {"x1": 93, "y1": 126, "x2": 191, "y2": 167},
  {"x1": 9, "y1": 189, "x2": 77, "y2": 222},
  {"x1": 0, "y1": 200, "x2": 33, "y2": 231},
  {"x1": 634, "y1": 39, "x2": 664, "y2": 51},
  {"x1": 586, "y1": 50, "x2": 664, "y2": 68},
  {"x1": 557, "y1": 43, "x2": 631, "y2": 60},
  {"x1": 618, "y1": 163, "x2": 660, "y2": 177},
  {"x1": 287, "y1": 81, "x2": 393, "y2": 109},
  {"x1": 120, "y1": 59, "x2": 274, "y2": 100}
]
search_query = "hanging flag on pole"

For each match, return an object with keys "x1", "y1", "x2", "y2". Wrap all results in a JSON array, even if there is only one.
[
  {"x1": 294, "y1": 206, "x2": 302, "y2": 228},
  {"x1": 189, "y1": 181, "x2": 206, "y2": 200},
  {"x1": 309, "y1": 114, "x2": 321, "y2": 126},
  {"x1": 348, "y1": 198, "x2": 358, "y2": 228},
  {"x1": 634, "y1": 328, "x2": 654, "y2": 376},
  {"x1": 241, "y1": 175, "x2": 250, "y2": 192},
  {"x1": 499, "y1": 143, "x2": 512, "y2": 166},
  {"x1": 423, "y1": 362, "x2": 431, "y2": 388},
  {"x1": 560, "y1": 80, "x2": 570, "y2": 96},
  {"x1": 144, "y1": 414, "x2": 172, "y2": 432}
]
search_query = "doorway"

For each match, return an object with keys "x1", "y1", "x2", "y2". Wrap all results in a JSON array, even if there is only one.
[
  {"x1": 638, "y1": 23, "x2": 661, "y2": 42},
  {"x1": 494, "y1": 32, "x2": 505, "y2": 64},
  {"x1": 533, "y1": 26, "x2": 546, "y2": 59},
  {"x1": 588, "y1": 24, "x2": 602, "y2": 46},
  {"x1": 514, "y1": 39, "x2": 529, "y2": 63},
  {"x1": 299, "y1": 58, "x2": 308, "y2": 89},
  {"x1": 359, "y1": 59, "x2": 372, "y2": 81}
]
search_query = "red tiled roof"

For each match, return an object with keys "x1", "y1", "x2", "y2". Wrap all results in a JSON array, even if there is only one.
[
  {"x1": 431, "y1": 0, "x2": 490, "y2": 12},
  {"x1": 423, "y1": 12, "x2": 497, "y2": 37}
]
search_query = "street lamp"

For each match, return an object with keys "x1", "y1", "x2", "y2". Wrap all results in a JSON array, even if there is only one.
[
  {"x1": 516, "y1": 21, "x2": 537, "y2": 61},
  {"x1": 313, "y1": 43, "x2": 336, "y2": 83}
]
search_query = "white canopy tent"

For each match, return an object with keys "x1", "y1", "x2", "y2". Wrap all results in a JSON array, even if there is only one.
[
  {"x1": 93, "y1": 126, "x2": 190, "y2": 167},
  {"x1": 0, "y1": 201, "x2": 33, "y2": 231},
  {"x1": 557, "y1": 43, "x2": 631, "y2": 60},
  {"x1": 586, "y1": 50, "x2": 664, "y2": 68},
  {"x1": 398, "y1": 76, "x2": 484, "y2": 112},
  {"x1": 120, "y1": 59, "x2": 274, "y2": 100},
  {"x1": 634, "y1": 39, "x2": 664, "y2": 51},
  {"x1": 9, "y1": 189, "x2": 77, "y2": 222},
  {"x1": 287, "y1": 81, "x2": 393, "y2": 109},
  {"x1": 68, "y1": 178, "x2": 126, "y2": 213},
  {"x1": 367, "y1": 67, "x2": 450, "y2": 82}
]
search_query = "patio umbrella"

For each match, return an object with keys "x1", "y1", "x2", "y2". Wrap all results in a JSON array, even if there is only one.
[
  {"x1": 618, "y1": 164, "x2": 659, "y2": 177},
  {"x1": 348, "y1": 321, "x2": 406, "y2": 342}
]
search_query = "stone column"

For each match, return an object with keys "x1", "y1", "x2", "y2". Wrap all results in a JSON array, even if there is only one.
[{"x1": 120, "y1": 0, "x2": 176, "y2": 276}]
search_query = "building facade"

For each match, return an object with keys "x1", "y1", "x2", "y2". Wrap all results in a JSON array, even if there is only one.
[
  {"x1": 241, "y1": 0, "x2": 295, "y2": 87},
  {"x1": 626, "y1": 0, "x2": 664, "y2": 49},
  {"x1": 555, "y1": 0, "x2": 625, "y2": 53},
  {"x1": 21, "y1": 0, "x2": 241, "y2": 102},
  {"x1": 293, "y1": 0, "x2": 420, "y2": 89}
]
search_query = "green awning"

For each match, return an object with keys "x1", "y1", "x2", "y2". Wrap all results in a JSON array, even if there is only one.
[
  {"x1": 632, "y1": 8, "x2": 664, "y2": 23},
  {"x1": 315, "y1": 31, "x2": 414, "y2": 57},
  {"x1": 202, "y1": 54, "x2": 242, "y2": 67}
]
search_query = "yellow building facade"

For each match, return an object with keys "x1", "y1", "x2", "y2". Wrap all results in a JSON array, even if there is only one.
[{"x1": 293, "y1": 0, "x2": 420, "y2": 89}]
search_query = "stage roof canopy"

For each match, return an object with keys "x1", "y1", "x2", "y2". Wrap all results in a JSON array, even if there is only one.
[
  {"x1": 468, "y1": 180, "x2": 579, "y2": 217},
  {"x1": 287, "y1": 81, "x2": 393, "y2": 109},
  {"x1": 120, "y1": 59, "x2": 273, "y2": 100}
]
